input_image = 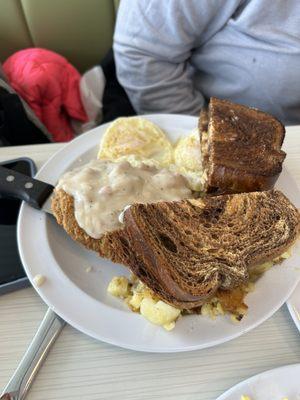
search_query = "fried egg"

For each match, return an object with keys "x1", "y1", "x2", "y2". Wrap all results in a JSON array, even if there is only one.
[
  {"x1": 173, "y1": 129, "x2": 205, "y2": 191},
  {"x1": 98, "y1": 117, "x2": 173, "y2": 167}
]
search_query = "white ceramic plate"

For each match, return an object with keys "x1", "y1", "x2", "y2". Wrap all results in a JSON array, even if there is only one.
[
  {"x1": 287, "y1": 283, "x2": 300, "y2": 332},
  {"x1": 17, "y1": 115, "x2": 300, "y2": 353},
  {"x1": 216, "y1": 363, "x2": 300, "y2": 400}
]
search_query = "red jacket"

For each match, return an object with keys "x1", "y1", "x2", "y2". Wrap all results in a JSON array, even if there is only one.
[{"x1": 3, "y1": 48, "x2": 88, "y2": 142}]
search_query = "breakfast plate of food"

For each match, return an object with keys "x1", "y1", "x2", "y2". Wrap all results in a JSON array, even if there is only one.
[
  {"x1": 16, "y1": 98, "x2": 300, "y2": 352},
  {"x1": 216, "y1": 363, "x2": 300, "y2": 400}
]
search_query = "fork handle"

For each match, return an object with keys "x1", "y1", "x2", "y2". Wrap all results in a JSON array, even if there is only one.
[{"x1": 0, "y1": 309, "x2": 65, "y2": 400}]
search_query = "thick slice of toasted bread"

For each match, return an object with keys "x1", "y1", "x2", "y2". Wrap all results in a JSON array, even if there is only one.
[
  {"x1": 121, "y1": 190, "x2": 299, "y2": 308},
  {"x1": 200, "y1": 97, "x2": 286, "y2": 194},
  {"x1": 52, "y1": 189, "x2": 300, "y2": 309}
]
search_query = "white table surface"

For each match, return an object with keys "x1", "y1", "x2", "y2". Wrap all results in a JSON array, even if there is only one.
[{"x1": 0, "y1": 130, "x2": 300, "y2": 400}]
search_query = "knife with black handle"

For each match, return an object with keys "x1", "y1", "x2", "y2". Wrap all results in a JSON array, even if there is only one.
[
  {"x1": 0, "y1": 165, "x2": 63, "y2": 399},
  {"x1": 0, "y1": 166, "x2": 54, "y2": 214}
]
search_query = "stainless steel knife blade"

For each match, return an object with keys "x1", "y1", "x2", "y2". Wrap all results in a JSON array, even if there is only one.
[{"x1": 40, "y1": 193, "x2": 54, "y2": 215}]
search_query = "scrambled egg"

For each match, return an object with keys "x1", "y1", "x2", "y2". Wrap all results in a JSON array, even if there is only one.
[
  {"x1": 107, "y1": 275, "x2": 181, "y2": 331},
  {"x1": 98, "y1": 117, "x2": 173, "y2": 167}
]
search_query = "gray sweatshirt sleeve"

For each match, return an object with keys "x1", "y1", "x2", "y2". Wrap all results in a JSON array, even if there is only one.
[{"x1": 113, "y1": 0, "x2": 242, "y2": 115}]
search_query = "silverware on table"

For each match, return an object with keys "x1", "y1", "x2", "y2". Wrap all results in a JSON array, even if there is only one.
[{"x1": 1, "y1": 308, "x2": 65, "y2": 400}]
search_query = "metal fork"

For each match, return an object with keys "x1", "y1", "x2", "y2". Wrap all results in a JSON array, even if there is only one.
[{"x1": 0, "y1": 309, "x2": 65, "y2": 400}]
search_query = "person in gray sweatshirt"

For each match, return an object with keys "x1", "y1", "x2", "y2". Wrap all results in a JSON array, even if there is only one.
[{"x1": 113, "y1": 0, "x2": 300, "y2": 125}]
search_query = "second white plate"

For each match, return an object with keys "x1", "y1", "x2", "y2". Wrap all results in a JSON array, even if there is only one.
[
  {"x1": 216, "y1": 363, "x2": 300, "y2": 400},
  {"x1": 17, "y1": 115, "x2": 300, "y2": 352}
]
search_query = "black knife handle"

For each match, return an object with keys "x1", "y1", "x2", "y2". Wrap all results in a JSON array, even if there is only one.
[{"x1": 0, "y1": 166, "x2": 54, "y2": 210}]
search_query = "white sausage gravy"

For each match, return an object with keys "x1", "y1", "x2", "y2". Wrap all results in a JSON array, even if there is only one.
[{"x1": 56, "y1": 160, "x2": 192, "y2": 238}]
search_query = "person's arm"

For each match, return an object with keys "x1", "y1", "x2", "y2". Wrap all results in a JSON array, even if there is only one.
[{"x1": 113, "y1": 0, "x2": 242, "y2": 115}]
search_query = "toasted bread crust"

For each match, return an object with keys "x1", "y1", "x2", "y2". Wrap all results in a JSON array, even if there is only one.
[
  {"x1": 123, "y1": 191, "x2": 300, "y2": 308},
  {"x1": 200, "y1": 98, "x2": 286, "y2": 194},
  {"x1": 52, "y1": 188, "x2": 300, "y2": 310},
  {"x1": 207, "y1": 164, "x2": 280, "y2": 193}
]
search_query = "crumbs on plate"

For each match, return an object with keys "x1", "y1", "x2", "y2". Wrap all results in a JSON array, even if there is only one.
[{"x1": 33, "y1": 274, "x2": 46, "y2": 287}]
